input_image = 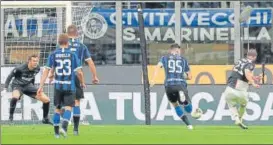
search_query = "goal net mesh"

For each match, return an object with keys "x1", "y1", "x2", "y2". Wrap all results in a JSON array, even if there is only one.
[
  {"x1": 1, "y1": 6, "x2": 66, "y2": 124},
  {"x1": 1, "y1": 2, "x2": 113, "y2": 125}
]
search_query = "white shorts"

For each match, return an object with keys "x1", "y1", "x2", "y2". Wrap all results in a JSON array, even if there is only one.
[{"x1": 223, "y1": 86, "x2": 249, "y2": 106}]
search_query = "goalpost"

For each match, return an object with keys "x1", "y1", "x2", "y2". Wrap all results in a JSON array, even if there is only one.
[{"x1": 0, "y1": 1, "x2": 88, "y2": 124}]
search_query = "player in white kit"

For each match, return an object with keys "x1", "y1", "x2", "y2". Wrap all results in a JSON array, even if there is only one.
[{"x1": 222, "y1": 49, "x2": 261, "y2": 129}]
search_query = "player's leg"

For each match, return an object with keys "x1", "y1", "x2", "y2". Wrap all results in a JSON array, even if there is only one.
[
  {"x1": 166, "y1": 87, "x2": 192, "y2": 129},
  {"x1": 238, "y1": 92, "x2": 249, "y2": 122},
  {"x1": 179, "y1": 87, "x2": 193, "y2": 114},
  {"x1": 73, "y1": 77, "x2": 84, "y2": 135},
  {"x1": 52, "y1": 90, "x2": 62, "y2": 138},
  {"x1": 73, "y1": 99, "x2": 81, "y2": 135},
  {"x1": 224, "y1": 87, "x2": 248, "y2": 129},
  {"x1": 53, "y1": 108, "x2": 61, "y2": 138},
  {"x1": 24, "y1": 84, "x2": 52, "y2": 124},
  {"x1": 9, "y1": 87, "x2": 23, "y2": 121},
  {"x1": 226, "y1": 97, "x2": 248, "y2": 129},
  {"x1": 59, "y1": 91, "x2": 75, "y2": 138},
  {"x1": 226, "y1": 98, "x2": 240, "y2": 122},
  {"x1": 224, "y1": 87, "x2": 240, "y2": 122},
  {"x1": 172, "y1": 101, "x2": 192, "y2": 129},
  {"x1": 60, "y1": 106, "x2": 72, "y2": 138},
  {"x1": 36, "y1": 92, "x2": 52, "y2": 124}
]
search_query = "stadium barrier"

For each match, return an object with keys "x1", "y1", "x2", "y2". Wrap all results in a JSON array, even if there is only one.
[{"x1": 1, "y1": 84, "x2": 273, "y2": 125}]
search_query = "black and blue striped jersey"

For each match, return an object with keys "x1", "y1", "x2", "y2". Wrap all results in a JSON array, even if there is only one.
[
  {"x1": 69, "y1": 38, "x2": 91, "y2": 64},
  {"x1": 159, "y1": 54, "x2": 190, "y2": 87},
  {"x1": 45, "y1": 48, "x2": 82, "y2": 91},
  {"x1": 56, "y1": 38, "x2": 91, "y2": 65}
]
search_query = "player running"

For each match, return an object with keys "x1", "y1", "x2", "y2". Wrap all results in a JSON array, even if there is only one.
[
  {"x1": 1, "y1": 54, "x2": 51, "y2": 124},
  {"x1": 151, "y1": 43, "x2": 193, "y2": 129},
  {"x1": 49, "y1": 24, "x2": 99, "y2": 135},
  {"x1": 38, "y1": 34, "x2": 85, "y2": 138},
  {"x1": 222, "y1": 49, "x2": 261, "y2": 129}
]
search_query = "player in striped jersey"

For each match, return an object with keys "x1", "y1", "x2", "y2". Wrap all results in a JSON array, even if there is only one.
[
  {"x1": 151, "y1": 43, "x2": 193, "y2": 129},
  {"x1": 38, "y1": 34, "x2": 85, "y2": 138},
  {"x1": 49, "y1": 25, "x2": 99, "y2": 135}
]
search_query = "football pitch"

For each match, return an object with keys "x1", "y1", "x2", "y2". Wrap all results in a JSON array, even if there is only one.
[{"x1": 1, "y1": 125, "x2": 273, "y2": 144}]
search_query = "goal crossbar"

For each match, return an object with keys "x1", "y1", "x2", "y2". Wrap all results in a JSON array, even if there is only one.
[{"x1": 1, "y1": 1, "x2": 71, "y2": 8}]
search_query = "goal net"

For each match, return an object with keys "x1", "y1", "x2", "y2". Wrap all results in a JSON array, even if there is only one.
[{"x1": 1, "y1": 1, "x2": 113, "y2": 125}]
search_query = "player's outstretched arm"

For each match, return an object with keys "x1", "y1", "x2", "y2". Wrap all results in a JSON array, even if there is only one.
[
  {"x1": 245, "y1": 69, "x2": 260, "y2": 88},
  {"x1": 185, "y1": 71, "x2": 192, "y2": 80},
  {"x1": 2, "y1": 68, "x2": 19, "y2": 95},
  {"x1": 4, "y1": 68, "x2": 17, "y2": 89},
  {"x1": 86, "y1": 59, "x2": 99, "y2": 84},
  {"x1": 38, "y1": 68, "x2": 50, "y2": 94},
  {"x1": 38, "y1": 53, "x2": 54, "y2": 94},
  {"x1": 1, "y1": 69, "x2": 15, "y2": 95},
  {"x1": 83, "y1": 44, "x2": 99, "y2": 84},
  {"x1": 184, "y1": 59, "x2": 192, "y2": 80},
  {"x1": 48, "y1": 68, "x2": 55, "y2": 84},
  {"x1": 76, "y1": 69, "x2": 86, "y2": 88},
  {"x1": 73, "y1": 52, "x2": 86, "y2": 88}
]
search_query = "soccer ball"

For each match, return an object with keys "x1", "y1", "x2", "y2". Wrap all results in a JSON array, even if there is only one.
[{"x1": 191, "y1": 108, "x2": 203, "y2": 119}]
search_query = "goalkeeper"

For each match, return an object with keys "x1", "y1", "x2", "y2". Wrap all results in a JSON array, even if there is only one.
[
  {"x1": 49, "y1": 25, "x2": 99, "y2": 135},
  {"x1": 1, "y1": 54, "x2": 52, "y2": 124}
]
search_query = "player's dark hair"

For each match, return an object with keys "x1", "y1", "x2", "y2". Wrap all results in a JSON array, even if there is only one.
[
  {"x1": 28, "y1": 54, "x2": 39, "y2": 61},
  {"x1": 58, "y1": 33, "x2": 69, "y2": 46},
  {"x1": 67, "y1": 24, "x2": 78, "y2": 36},
  {"x1": 170, "y1": 43, "x2": 181, "y2": 49}
]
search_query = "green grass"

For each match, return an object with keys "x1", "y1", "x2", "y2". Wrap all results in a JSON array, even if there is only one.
[{"x1": 1, "y1": 125, "x2": 273, "y2": 144}]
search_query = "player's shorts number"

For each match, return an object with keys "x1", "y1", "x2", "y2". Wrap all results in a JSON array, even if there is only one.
[
  {"x1": 56, "y1": 59, "x2": 72, "y2": 76},
  {"x1": 168, "y1": 60, "x2": 182, "y2": 73}
]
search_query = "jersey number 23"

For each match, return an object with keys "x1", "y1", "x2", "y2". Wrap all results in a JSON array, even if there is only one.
[{"x1": 56, "y1": 59, "x2": 72, "y2": 76}]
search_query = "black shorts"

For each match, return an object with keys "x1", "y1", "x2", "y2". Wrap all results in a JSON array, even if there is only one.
[
  {"x1": 12, "y1": 84, "x2": 37, "y2": 99},
  {"x1": 54, "y1": 89, "x2": 75, "y2": 108},
  {"x1": 75, "y1": 76, "x2": 84, "y2": 100},
  {"x1": 165, "y1": 85, "x2": 191, "y2": 104}
]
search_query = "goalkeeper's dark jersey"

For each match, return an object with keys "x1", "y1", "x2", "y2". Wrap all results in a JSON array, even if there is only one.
[
  {"x1": 4, "y1": 64, "x2": 40, "y2": 88},
  {"x1": 45, "y1": 48, "x2": 81, "y2": 91},
  {"x1": 159, "y1": 54, "x2": 190, "y2": 87},
  {"x1": 227, "y1": 58, "x2": 255, "y2": 89}
]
